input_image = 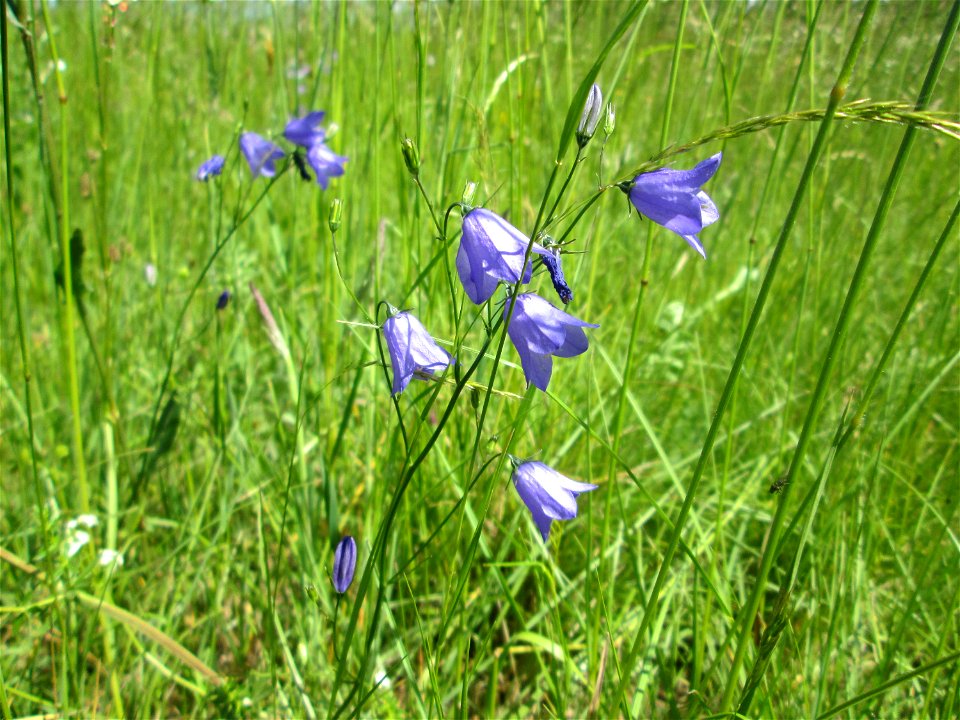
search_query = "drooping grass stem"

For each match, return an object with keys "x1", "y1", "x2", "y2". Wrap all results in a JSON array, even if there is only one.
[
  {"x1": 614, "y1": 1, "x2": 880, "y2": 713},
  {"x1": 133, "y1": 167, "x2": 290, "y2": 502},
  {"x1": 722, "y1": 3, "x2": 958, "y2": 710}
]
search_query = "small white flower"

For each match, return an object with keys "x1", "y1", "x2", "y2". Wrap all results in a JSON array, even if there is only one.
[
  {"x1": 66, "y1": 514, "x2": 98, "y2": 531},
  {"x1": 66, "y1": 530, "x2": 90, "y2": 558},
  {"x1": 144, "y1": 263, "x2": 158, "y2": 287},
  {"x1": 374, "y1": 668, "x2": 391, "y2": 690},
  {"x1": 98, "y1": 549, "x2": 124, "y2": 567}
]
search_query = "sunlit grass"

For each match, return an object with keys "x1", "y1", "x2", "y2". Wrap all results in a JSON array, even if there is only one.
[{"x1": 1, "y1": 1, "x2": 958, "y2": 717}]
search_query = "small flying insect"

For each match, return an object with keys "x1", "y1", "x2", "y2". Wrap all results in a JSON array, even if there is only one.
[
  {"x1": 769, "y1": 474, "x2": 789, "y2": 494},
  {"x1": 292, "y1": 150, "x2": 312, "y2": 182}
]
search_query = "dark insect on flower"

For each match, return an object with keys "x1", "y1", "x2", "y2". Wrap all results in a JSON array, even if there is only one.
[
  {"x1": 540, "y1": 248, "x2": 573, "y2": 305},
  {"x1": 769, "y1": 475, "x2": 789, "y2": 494},
  {"x1": 292, "y1": 150, "x2": 312, "y2": 181}
]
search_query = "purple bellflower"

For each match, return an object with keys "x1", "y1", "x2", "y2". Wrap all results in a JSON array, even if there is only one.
[
  {"x1": 457, "y1": 208, "x2": 547, "y2": 305},
  {"x1": 511, "y1": 459, "x2": 598, "y2": 541},
  {"x1": 306, "y1": 142, "x2": 348, "y2": 190},
  {"x1": 504, "y1": 293, "x2": 598, "y2": 392},
  {"x1": 239, "y1": 132, "x2": 285, "y2": 178},
  {"x1": 332, "y1": 535, "x2": 356, "y2": 594},
  {"x1": 382, "y1": 308, "x2": 455, "y2": 396},
  {"x1": 283, "y1": 110, "x2": 326, "y2": 147},
  {"x1": 624, "y1": 152, "x2": 722, "y2": 258},
  {"x1": 195, "y1": 155, "x2": 225, "y2": 181}
]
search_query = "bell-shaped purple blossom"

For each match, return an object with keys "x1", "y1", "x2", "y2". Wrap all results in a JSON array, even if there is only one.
[
  {"x1": 332, "y1": 535, "x2": 356, "y2": 593},
  {"x1": 504, "y1": 293, "x2": 598, "y2": 392},
  {"x1": 382, "y1": 309, "x2": 454, "y2": 396},
  {"x1": 626, "y1": 153, "x2": 722, "y2": 258},
  {"x1": 457, "y1": 208, "x2": 547, "y2": 305},
  {"x1": 283, "y1": 110, "x2": 326, "y2": 148},
  {"x1": 239, "y1": 132, "x2": 285, "y2": 178},
  {"x1": 306, "y1": 142, "x2": 348, "y2": 190},
  {"x1": 511, "y1": 459, "x2": 597, "y2": 541},
  {"x1": 195, "y1": 155, "x2": 225, "y2": 181}
]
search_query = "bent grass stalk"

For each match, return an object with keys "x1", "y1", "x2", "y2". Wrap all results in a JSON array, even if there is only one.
[
  {"x1": 722, "y1": 3, "x2": 959, "y2": 711},
  {"x1": 132, "y1": 166, "x2": 290, "y2": 502},
  {"x1": 614, "y1": 1, "x2": 880, "y2": 713}
]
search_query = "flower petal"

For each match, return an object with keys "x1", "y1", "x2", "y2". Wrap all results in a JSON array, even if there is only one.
[
  {"x1": 516, "y1": 344, "x2": 553, "y2": 391},
  {"x1": 513, "y1": 470, "x2": 556, "y2": 540},
  {"x1": 405, "y1": 314, "x2": 454, "y2": 372},
  {"x1": 383, "y1": 315, "x2": 415, "y2": 395},
  {"x1": 457, "y1": 237, "x2": 502, "y2": 304},
  {"x1": 630, "y1": 184, "x2": 705, "y2": 236},
  {"x1": 553, "y1": 325, "x2": 590, "y2": 358},
  {"x1": 635, "y1": 152, "x2": 722, "y2": 192},
  {"x1": 697, "y1": 190, "x2": 719, "y2": 227},
  {"x1": 682, "y1": 234, "x2": 707, "y2": 259}
]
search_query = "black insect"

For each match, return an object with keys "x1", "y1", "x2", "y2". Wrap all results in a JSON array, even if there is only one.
[
  {"x1": 540, "y1": 248, "x2": 573, "y2": 305},
  {"x1": 769, "y1": 475, "x2": 789, "y2": 494},
  {"x1": 292, "y1": 150, "x2": 312, "y2": 182}
]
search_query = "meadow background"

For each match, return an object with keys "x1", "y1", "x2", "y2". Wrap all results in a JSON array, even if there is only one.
[{"x1": 2, "y1": 0, "x2": 958, "y2": 717}]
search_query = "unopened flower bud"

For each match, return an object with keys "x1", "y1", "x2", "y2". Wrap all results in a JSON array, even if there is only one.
[
  {"x1": 576, "y1": 83, "x2": 603, "y2": 147},
  {"x1": 401, "y1": 137, "x2": 420, "y2": 178},
  {"x1": 604, "y1": 102, "x2": 615, "y2": 136},
  {"x1": 332, "y1": 536, "x2": 357, "y2": 594},
  {"x1": 461, "y1": 181, "x2": 477, "y2": 208},
  {"x1": 216, "y1": 290, "x2": 231, "y2": 311},
  {"x1": 328, "y1": 198, "x2": 343, "y2": 234}
]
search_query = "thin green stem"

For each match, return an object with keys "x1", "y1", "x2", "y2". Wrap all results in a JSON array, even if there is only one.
[
  {"x1": 41, "y1": 0, "x2": 89, "y2": 514},
  {"x1": 132, "y1": 168, "x2": 290, "y2": 501},
  {"x1": 838, "y1": 198, "x2": 960, "y2": 451},
  {"x1": 615, "y1": 1, "x2": 879, "y2": 711},
  {"x1": 722, "y1": 1, "x2": 956, "y2": 711}
]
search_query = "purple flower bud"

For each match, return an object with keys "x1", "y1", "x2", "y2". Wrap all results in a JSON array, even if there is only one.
[
  {"x1": 216, "y1": 290, "x2": 231, "y2": 310},
  {"x1": 382, "y1": 309, "x2": 455, "y2": 396},
  {"x1": 624, "y1": 153, "x2": 722, "y2": 258},
  {"x1": 504, "y1": 293, "x2": 598, "y2": 392},
  {"x1": 283, "y1": 110, "x2": 326, "y2": 148},
  {"x1": 456, "y1": 208, "x2": 547, "y2": 305},
  {"x1": 239, "y1": 132, "x2": 285, "y2": 178},
  {"x1": 332, "y1": 535, "x2": 357, "y2": 593},
  {"x1": 540, "y1": 248, "x2": 573, "y2": 305},
  {"x1": 576, "y1": 83, "x2": 603, "y2": 147},
  {"x1": 511, "y1": 460, "x2": 597, "y2": 541},
  {"x1": 195, "y1": 155, "x2": 225, "y2": 181}
]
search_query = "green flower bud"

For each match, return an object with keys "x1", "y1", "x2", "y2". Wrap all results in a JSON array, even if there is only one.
[
  {"x1": 328, "y1": 198, "x2": 343, "y2": 234},
  {"x1": 604, "y1": 101, "x2": 616, "y2": 136},
  {"x1": 401, "y1": 137, "x2": 420, "y2": 177},
  {"x1": 461, "y1": 180, "x2": 477, "y2": 208}
]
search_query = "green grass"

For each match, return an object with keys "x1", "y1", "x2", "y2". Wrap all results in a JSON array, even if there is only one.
[{"x1": 2, "y1": 1, "x2": 958, "y2": 718}]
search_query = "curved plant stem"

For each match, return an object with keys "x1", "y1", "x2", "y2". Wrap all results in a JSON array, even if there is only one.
[
  {"x1": 132, "y1": 169, "x2": 288, "y2": 502},
  {"x1": 722, "y1": 1, "x2": 957, "y2": 712},
  {"x1": 613, "y1": 1, "x2": 880, "y2": 713}
]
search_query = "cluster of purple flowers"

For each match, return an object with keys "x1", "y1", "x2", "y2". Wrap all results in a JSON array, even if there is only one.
[
  {"x1": 371, "y1": 84, "x2": 724, "y2": 544},
  {"x1": 195, "y1": 109, "x2": 348, "y2": 189}
]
